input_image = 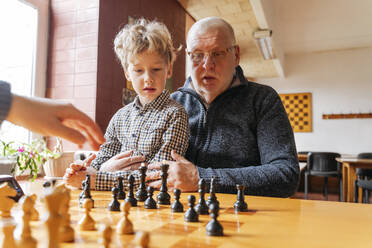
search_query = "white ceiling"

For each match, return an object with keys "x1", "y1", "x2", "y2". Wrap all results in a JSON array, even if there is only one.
[
  {"x1": 178, "y1": 0, "x2": 372, "y2": 78},
  {"x1": 269, "y1": 0, "x2": 372, "y2": 54}
]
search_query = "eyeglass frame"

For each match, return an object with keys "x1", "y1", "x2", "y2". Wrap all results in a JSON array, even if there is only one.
[{"x1": 185, "y1": 45, "x2": 237, "y2": 65}]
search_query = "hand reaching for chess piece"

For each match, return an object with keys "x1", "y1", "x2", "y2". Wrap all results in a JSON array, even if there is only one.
[{"x1": 147, "y1": 150, "x2": 199, "y2": 192}]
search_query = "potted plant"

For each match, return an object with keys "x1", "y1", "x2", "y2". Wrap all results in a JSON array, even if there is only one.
[
  {"x1": 42, "y1": 138, "x2": 75, "y2": 179},
  {"x1": 0, "y1": 139, "x2": 60, "y2": 180}
]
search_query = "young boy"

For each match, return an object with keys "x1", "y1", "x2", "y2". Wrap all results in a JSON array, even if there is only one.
[{"x1": 65, "y1": 19, "x2": 189, "y2": 190}]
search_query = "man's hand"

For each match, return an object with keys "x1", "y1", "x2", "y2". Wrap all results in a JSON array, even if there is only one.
[
  {"x1": 7, "y1": 95, "x2": 105, "y2": 150},
  {"x1": 146, "y1": 150, "x2": 199, "y2": 192},
  {"x1": 99, "y1": 151, "x2": 145, "y2": 172}
]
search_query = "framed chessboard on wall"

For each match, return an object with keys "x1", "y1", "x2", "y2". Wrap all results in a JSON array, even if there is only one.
[{"x1": 279, "y1": 92, "x2": 312, "y2": 132}]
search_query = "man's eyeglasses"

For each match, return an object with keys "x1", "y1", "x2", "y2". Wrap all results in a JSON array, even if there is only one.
[{"x1": 186, "y1": 46, "x2": 236, "y2": 65}]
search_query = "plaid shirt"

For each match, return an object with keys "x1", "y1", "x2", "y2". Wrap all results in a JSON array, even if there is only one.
[{"x1": 92, "y1": 90, "x2": 189, "y2": 191}]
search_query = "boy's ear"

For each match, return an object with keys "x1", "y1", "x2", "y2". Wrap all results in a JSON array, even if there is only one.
[
  {"x1": 166, "y1": 63, "x2": 173, "y2": 79},
  {"x1": 124, "y1": 69, "x2": 131, "y2": 81}
]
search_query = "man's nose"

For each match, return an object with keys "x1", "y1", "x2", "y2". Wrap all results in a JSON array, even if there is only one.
[{"x1": 202, "y1": 53, "x2": 215, "y2": 70}]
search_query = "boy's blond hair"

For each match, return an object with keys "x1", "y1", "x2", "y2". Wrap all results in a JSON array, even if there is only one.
[{"x1": 114, "y1": 18, "x2": 177, "y2": 71}]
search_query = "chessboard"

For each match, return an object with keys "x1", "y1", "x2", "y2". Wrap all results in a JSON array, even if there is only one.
[
  {"x1": 279, "y1": 92, "x2": 312, "y2": 132},
  {"x1": 1, "y1": 180, "x2": 251, "y2": 248},
  {"x1": 2, "y1": 179, "x2": 372, "y2": 248}
]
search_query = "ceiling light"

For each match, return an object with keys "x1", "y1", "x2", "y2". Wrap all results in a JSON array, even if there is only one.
[{"x1": 253, "y1": 29, "x2": 275, "y2": 60}]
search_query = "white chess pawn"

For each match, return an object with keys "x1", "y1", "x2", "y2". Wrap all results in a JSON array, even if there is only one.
[
  {"x1": 78, "y1": 198, "x2": 96, "y2": 231},
  {"x1": 134, "y1": 231, "x2": 150, "y2": 248},
  {"x1": 1, "y1": 220, "x2": 17, "y2": 248},
  {"x1": 17, "y1": 196, "x2": 37, "y2": 248},
  {"x1": 116, "y1": 201, "x2": 134, "y2": 234}
]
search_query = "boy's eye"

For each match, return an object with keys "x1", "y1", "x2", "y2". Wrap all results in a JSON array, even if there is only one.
[
  {"x1": 134, "y1": 69, "x2": 142, "y2": 73},
  {"x1": 153, "y1": 68, "x2": 162, "y2": 71}
]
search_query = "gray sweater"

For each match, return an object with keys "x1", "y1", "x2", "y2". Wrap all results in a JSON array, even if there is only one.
[
  {"x1": 171, "y1": 66, "x2": 299, "y2": 197},
  {"x1": 0, "y1": 81, "x2": 12, "y2": 124}
]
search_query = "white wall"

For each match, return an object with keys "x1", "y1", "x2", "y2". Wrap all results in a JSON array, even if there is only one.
[{"x1": 258, "y1": 47, "x2": 372, "y2": 155}]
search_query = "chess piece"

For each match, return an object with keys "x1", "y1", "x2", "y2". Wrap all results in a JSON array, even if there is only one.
[
  {"x1": 171, "y1": 189, "x2": 183, "y2": 213},
  {"x1": 78, "y1": 198, "x2": 96, "y2": 231},
  {"x1": 43, "y1": 179, "x2": 57, "y2": 188},
  {"x1": 134, "y1": 231, "x2": 150, "y2": 248},
  {"x1": 78, "y1": 178, "x2": 86, "y2": 202},
  {"x1": 100, "y1": 224, "x2": 112, "y2": 248},
  {"x1": 234, "y1": 184, "x2": 248, "y2": 212},
  {"x1": 117, "y1": 201, "x2": 134, "y2": 234},
  {"x1": 195, "y1": 179, "x2": 209, "y2": 215},
  {"x1": 108, "y1": 187, "x2": 121, "y2": 212},
  {"x1": 136, "y1": 163, "x2": 147, "y2": 201},
  {"x1": 29, "y1": 194, "x2": 39, "y2": 221},
  {"x1": 157, "y1": 163, "x2": 171, "y2": 205},
  {"x1": 144, "y1": 186, "x2": 157, "y2": 209},
  {"x1": 184, "y1": 195, "x2": 198, "y2": 222},
  {"x1": 1, "y1": 220, "x2": 17, "y2": 248},
  {"x1": 125, "y1": 174, "x2": 137, "y2": 207},
  {"x1": 43, "y1": 181, "x2": 52, "y2": 188},
  {"x1": 0, "y1": 182, "x2": 17, "y2": 218},
  {"x1": 17, "y1": 196, "x2": 37, "y2": 248},
  {"x1": 44, "y1": 185, "x2": 64, "y2": 248},
  {"x1": 206, "y1": 202, "x2": 223, "y2": 236},
  {"x1": 117, "y1": 176, "x2": 126, "y2": 200},
  {"x1": 80, "y1": 175, "x2": 94, "y2": 208},
  {"x1": 206, "y1": 177, "x2": 219, "y2": 208},
  {"x1": 58, "y1": 185, "x2": 75, "y2": 242}
]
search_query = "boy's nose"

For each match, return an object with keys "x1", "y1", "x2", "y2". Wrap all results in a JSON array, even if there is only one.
[{"x1": 144, "y1": 73, "x2": 154, "y2": 84}]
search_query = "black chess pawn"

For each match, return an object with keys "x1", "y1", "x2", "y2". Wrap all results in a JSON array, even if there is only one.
[
  {"x1": 234, "y1": 184, "x2": 248, "y2": 212},
  {"x1": 195, "y1": 179, "x2": 209, "y2": 215},
  {"x1": 136, "y1": 163, "x2": 147, "y2": 202},
  {"x1": 171, "y1": 189, "x2": 183, "y2": 213},
  {"x1": 157, "y1": 163, "x2": 171, "y2": 205},
  {"x1": 80, "y1": 175, "x2": 94, "y2": 208},
  {"x1": 144, "y1": 186, "x2": 157, "y2": 209},
  {"x1": 125, "y1": 174, "x2": 137, "y2": 207},
  {"x1": 43, "y1": 181, "x2": 52, "y2": 188},
  {"x1": 108, "y1": 186, "x2": 120, "y2": 211},
  {"x1": 206, "y1": 202, "x2": 223, "y2": 236},
  {"x1": 117, "y1": 176, "x2": 126, "y2": 200},
  {"x1": 184, "y1": 195, "x2": 198, "y2": 222},
  {"x1": 79, "y1": 176, "x2": 88, "y2": 202},
  {"x1": 84, "y1": 175, "x2": 92, "y2": 198},
  {"x1": 206, "y1": 177, "x2": 219, "y2": 208}
]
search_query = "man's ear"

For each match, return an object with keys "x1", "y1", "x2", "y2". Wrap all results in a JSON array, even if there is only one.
[
  {"x1": 166, "y1": 63, "x2": 173, "y2": 79},
  {"x1": 234, "y1": 45, "x2": 240, "y2": 67}
]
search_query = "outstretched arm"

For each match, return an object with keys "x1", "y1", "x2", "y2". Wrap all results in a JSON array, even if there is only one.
[{"x1": 1, "y1": 80, "x2": 105, "y2": 150}]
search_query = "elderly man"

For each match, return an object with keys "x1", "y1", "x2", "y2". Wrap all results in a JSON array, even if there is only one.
[{"x1": 147, "y1": 17, "x2": 299, "y2": 197}]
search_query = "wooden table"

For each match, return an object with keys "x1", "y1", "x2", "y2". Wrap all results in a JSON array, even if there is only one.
[
  {"x1": 3, "y1": 180, "x2": 370, "y2": 247},
  {"x1": 297, "y1": 153, "x2": 308, "y2": 162},
  {"x1": 337, "y1": 157, "x2": 372, "y2": 202}
]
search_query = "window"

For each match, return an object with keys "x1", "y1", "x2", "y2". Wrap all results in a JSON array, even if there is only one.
[{"x1": 0, "y1": 0, "x2": 49, "y2": 143}]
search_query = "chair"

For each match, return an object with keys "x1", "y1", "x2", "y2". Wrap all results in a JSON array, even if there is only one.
[
  {"x1": 355, "y1": 153, "x2": 372, "y2": 203},
  {"x1": 304, "y1": 152, "x2": 342, "y2": 201},
  {"x1": 355, "y1": 179, "x2": 372, "y2": 203}
]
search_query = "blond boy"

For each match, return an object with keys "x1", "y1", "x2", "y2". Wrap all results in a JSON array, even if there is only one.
[{"x1": 64, "y1": 19, "x2": 189, "y2": 190}]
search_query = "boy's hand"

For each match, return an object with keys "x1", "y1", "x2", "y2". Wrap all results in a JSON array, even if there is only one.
[
  {"x1": 64, "y1": 166, "x2": 97, "y2": 189},
  {"x1": 63, "y1": 153, "x2": 95, "y2": 181},
  {"x1": 146, "y1": 150, "x2": 199, "y2": 192},
  {"x1": 99, "y1": 150, "x2": 145, "y2": 172}
]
